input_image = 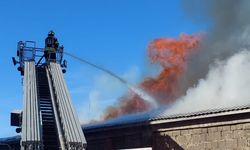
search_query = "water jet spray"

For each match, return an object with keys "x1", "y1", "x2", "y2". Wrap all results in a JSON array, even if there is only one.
[{"x1": 64, "y1": 52, "x2": 158, "y2": 108}]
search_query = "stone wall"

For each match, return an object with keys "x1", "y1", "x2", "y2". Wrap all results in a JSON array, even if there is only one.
[{"x1": 153, "y1": 120, "x2": 250, "y2": 150}]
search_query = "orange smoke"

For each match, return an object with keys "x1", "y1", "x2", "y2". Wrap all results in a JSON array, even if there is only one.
[
  {"x1": 103, "y1": 33, "x2": 200, "y2": 120},
  {"x1": 103, "y1": 94, "x2": 151, "y2": 120},
  {"x1": 142, "y1": 33, "x2": 200, "y2": 104}
]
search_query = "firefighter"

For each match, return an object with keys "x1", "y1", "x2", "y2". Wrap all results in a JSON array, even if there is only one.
[{"x1": 44, "y1": 30, "x2": 59, "y2": 61}]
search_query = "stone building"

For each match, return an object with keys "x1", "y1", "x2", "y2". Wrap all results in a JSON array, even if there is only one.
[{"x1": 83, "y1": 105, "x2": 250, "y2": 150}]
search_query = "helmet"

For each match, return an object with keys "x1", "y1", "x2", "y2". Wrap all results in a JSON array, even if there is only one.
[{"x1": 48, "y1": 30, "x2": 55, "y2": 36}]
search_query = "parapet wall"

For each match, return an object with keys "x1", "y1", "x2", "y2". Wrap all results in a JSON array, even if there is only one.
[{"x1": 153, "y1": 119, "x2": 250, "y2": 150}]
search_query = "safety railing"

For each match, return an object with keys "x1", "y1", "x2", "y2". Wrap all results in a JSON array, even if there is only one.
[
  {"x1": 17, "y1": 41, "x2": 64, "y2": 66},
  {"x1": 13, "y1": 40, "x2": 65, "y2": 75}
]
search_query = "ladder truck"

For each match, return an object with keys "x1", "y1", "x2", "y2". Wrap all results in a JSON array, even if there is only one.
[{"x1": 11, "y1": 41, "x2": 87, "y2": 150}]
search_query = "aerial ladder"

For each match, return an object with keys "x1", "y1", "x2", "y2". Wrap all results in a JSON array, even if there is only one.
[{"x1": 11, "y1": 41, "x2": 87, "y2": 150}]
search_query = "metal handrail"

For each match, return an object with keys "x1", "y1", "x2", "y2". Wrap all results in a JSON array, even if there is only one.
[
  {"x1": 18, "y1": 46, "x2": 63, "y2": 65},
  {"x1": 46, "y1": 66, "x2": 66, "y2": 150}
]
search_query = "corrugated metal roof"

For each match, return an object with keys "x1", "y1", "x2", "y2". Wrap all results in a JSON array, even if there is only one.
[
  {"x1": 151, "y1": 104, "x2": 250, "y2": 121},
  {"x1": 83, "y1": 104, "x2": 250, "y2": 130},
  {"x1": 2, "y1": 105, "x2": 250, "y2": 141},
  {"x1": 83, "y1": 111, "x2": 152, "y2": 130}
]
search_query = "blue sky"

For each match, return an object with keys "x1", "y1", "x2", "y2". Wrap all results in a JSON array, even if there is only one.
[{"x1": 0, "y1": 0, "x2": 206, "y2": 137}]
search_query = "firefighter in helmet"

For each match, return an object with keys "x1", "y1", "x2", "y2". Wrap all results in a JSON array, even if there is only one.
[{"x1": 44, "y1": 30, "x2": 59, "y2": 61}]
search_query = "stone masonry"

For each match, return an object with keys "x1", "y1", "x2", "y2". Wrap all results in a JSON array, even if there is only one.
[{"x1": 153, "y1": 120, "x2": 250, "y2": 150}]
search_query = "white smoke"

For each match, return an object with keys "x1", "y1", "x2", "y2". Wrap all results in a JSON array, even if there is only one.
[
  {"x1": 181, "y1": 0, "x2": 250, "y2": 91},
  {"x1": 167, "y1": 50, "x2": 250, "y2": 114},
  {"x1": 78, "y1": 66, "x2": 141, "y2": 123},
  {"x1": 169, "y1": 0, "x2": 250, "y2": 114}
]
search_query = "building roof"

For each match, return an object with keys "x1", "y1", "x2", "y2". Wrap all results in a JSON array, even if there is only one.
[
  {"x1": 83, "y1": 104, "x2": 250, "y2": 130},
  {"x1": 82, "y1": 111, "x2": 152, "y2": 130},
  {"x1": 2, "y1": 104, "x2": 250, "y2": 140},
  {"x1": 0, "y1": 135, "x2": 20, "y2": 143},
  {"x1": 152, "y1": 104, "x2": 250, "y2": 121}
]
